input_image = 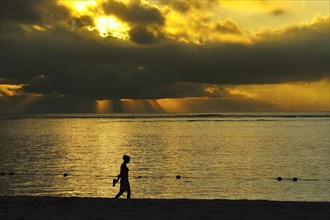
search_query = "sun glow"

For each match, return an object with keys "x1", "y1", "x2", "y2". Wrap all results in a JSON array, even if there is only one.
[
  {"x1": 0, "y1": 84, "x2": 24, "y2": 96},
  {"x1": 95, "y1": 79, "x2": 329, "y2": 114},
  {"x1": 96, "y1": 100, "x2": 113, "y2": 113},
  {"x1": 58, "y1": 0, "x2": 131, "y2": 40},
  {"x1": 224, "y1": 80, "x2": 330, "y2": 111},
  {"x1": 162, "y1": 5, "x2": 251, "y2": 45},
  {"x1": 95, "y1": 98, "x2": 198, "y2": 113},
  {"x1": 58, "y1": 0, "x2": 97, "y2": 15},
  {"x1": 95, "y1": 17, "x2": 130, "y2": 39},
  {"x1": 73, "y1": 0, "x2": 97, "y2": 13}
]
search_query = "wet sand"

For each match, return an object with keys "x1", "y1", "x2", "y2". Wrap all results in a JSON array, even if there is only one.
[{"x1": 0, "y1": 196, "x2": 329, "y2": 220}]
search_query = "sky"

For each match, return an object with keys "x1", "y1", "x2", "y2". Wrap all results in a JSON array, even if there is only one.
[{"x1": 0, "y1": 0, "x2": 329, "y2": 114}]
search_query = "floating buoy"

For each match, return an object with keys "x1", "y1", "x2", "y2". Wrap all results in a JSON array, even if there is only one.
[
  {"x1": 277, "y1": 177, "x2": 282, "y2": 181},
  {"x1": 0, "y1": 172, "x2": 4, "y2": 175},
  {"x1": 138, "y1": 176, "x2": 142, "y2": 178},
  {"x1": 9, "y1": 172, "x2": 14, "y2": 175},
  {"x1": 176, "y1": 175, "x2": 181, "y2": 179},
  {"x1": 293, "y1": 177, "x2": 298, "y2": 181},
  {"x1": 63, "y1": 173, "x2": 68, "y2": 177}
]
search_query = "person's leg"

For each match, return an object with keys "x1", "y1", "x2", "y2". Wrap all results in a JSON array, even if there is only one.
[
  {"x1": 127, "y1": 189, "x2": 131, "y2": 199},
  {"x1": 115, "y1": 191, "x2": 123, "y2": 198}
]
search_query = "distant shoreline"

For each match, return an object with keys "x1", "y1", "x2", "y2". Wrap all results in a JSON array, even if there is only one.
[
  {"x1": 1, "y1": 196, "x2": 329, "y2": 220},
  {"x1": 0, "y1": 112, "x2": 329, "y2": 119}
]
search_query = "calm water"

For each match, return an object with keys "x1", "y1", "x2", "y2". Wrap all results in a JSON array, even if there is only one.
[{"x1": 0, "y1": 113, "x2": 329, "y2": 201}]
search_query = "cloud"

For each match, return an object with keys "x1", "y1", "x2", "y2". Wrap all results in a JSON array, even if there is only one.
[
  {"x1": 0, "y1": 0, "x2": 70, "y2": 25},
  {"x1": 1, "y1": 13, "x2": 329, "y2": 101},
  {"x1": 99, "y1": 1, "x2": 166, "y2": 44},
  {"x1": 161, "y1": 0, "x2": 247, "y2": 44},
  {"x1": 219, "y1": 0, "x2": 287, "y2": 15},
  {"x1": 271, "y1": 9, "x2": 285, "y2": 16},
  {"x1": 102, "y1": 0, "x2": 165, "y2": 26},
  {"x1": 214, "y1": 20, "x2": 242, "y2": 35},
  {"x1": 171, "y1": 1, "x2": 191, "y2": 13},
  {"x1": 0, "y1": 0, "x2": 329, "y2": 112},
  {"x1": 129, "y1": 26, "x2": 163, "y2": 44}
]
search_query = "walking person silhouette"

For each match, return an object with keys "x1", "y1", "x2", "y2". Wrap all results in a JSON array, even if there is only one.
[{"x1": 114, "y1": 155, "x2": 131, "y2": 199}]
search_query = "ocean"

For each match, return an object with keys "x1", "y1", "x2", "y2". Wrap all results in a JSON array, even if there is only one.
[{"x1": 0, "y1": 113, "x2": 329, "y2": 201}]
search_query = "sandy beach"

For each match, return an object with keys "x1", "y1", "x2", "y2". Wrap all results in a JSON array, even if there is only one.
[{"x1": 0, "y1": 196, "x2": 329, "y2": 220}]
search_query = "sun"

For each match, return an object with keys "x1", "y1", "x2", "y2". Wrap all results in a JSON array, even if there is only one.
[
  {"x1": 95, "y1": 17, "x2": 130, "y2": 39},
  {"x1": 58, "y1": 0, "x2": 97, "y2": 15},
  {"x1": 73, "y1": 0, "x2": 97, "y2": 13},
  {"x1": 57, "y1": 1, "x2": 130, "y2": 40}
]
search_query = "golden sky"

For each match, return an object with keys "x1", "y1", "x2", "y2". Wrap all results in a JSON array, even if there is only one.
[{"x1": 0, "y1": 0, "x2": 329, "y2": 113}]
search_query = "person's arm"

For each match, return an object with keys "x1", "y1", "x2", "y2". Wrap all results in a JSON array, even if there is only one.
[{"x1": 117, "y1": 164, "x2": 124, "y2": 180}]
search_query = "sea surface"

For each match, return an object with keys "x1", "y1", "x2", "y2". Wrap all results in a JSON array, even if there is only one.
[{"x1": 0, "y1": 113, "x2": 329, "y2": 201}]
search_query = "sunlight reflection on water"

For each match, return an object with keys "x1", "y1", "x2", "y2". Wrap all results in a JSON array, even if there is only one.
[{"x1": 0, "y1": 113, "x2": 329, "y2": 201}]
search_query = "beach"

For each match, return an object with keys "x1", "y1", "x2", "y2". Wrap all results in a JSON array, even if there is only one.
[{"x1": 0, "y1": 196, "x2": 329, "y2": 220}]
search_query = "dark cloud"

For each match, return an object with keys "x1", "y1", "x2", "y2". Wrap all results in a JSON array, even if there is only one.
[
  {"x1": 0, "y1": 0, "x2": 42, "y2": 24},
  {"x1": 72, "y1": 15, "x2": 95, "y2": 29},
  {"x1": 129, "y1": 26, "x2": 159, "y2": 44},
  {"x1": 171, "y1": 1, "x2": 191, "y2": 13},
  {"x1": 0, "y1": 95, "x2": 97, "y2": 114},
  {"x1": 0, "y1": 0, "x2": 328, "y2": 108},
  {"x1": 271, "y1": 9, "x2": 285, "y2": 16},
  {"x1": 102, "y1": 0, "x2": 165, "y2": 26},
  {"x1": 0, "y1": 0, "x2": 70, "y2": 24},
  {"x1": 1, "y1": 15, "x2": 329, "y2": 101},
  {"x1": 0, "y1": 94, "x2": 279, "y2": 114},
  {"x1": 214, "y1": 20, "x2": 242, "y2": 35},
  {"x1": 100, "y1": 0, "x2": 166, "y2": 44},
  {"x1": 168, "y1": 0, "x2": 219, "y2": 14}
]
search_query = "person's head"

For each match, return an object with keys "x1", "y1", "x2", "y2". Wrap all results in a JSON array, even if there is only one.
[{"x1": 123, "y1": 155, "x2": 130, "y2": 163}]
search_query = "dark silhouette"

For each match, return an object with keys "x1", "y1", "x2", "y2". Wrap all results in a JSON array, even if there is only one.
[{"x1": 114, "y1": 155, "x2": 131, "y2": 199}]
